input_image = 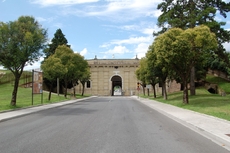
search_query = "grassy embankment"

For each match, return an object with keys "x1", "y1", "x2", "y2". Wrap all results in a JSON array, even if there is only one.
[
  {"x1": 141, "y1": 74, "x2": 230, "y2": 121},
  {"x1": 0, "y1": 70, "x2": 89, "y2": 112}
]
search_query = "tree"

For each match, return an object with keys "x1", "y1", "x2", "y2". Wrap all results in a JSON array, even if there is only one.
[
  {"x1": 0, "y1": 16, "x2": 47, "y2": 106},
  {"x1": 145, "y1": 45, "x2": 159, "y2": 98},
  {"x1": 135, "y1": 58, "x2": 148, "y2": 96},
  {"x1": 43, "y1": 28, "x2": 69, "y2": 95},
  {"x1": 154, "y1": 26, "x2": 217, "y2": 104},
  {"x1": 79, "y1": 67, "x2": 90, "y2": 96},
  {"x1": 69, "y1": 53, "x2": 89, "y2": 97},
  {"x1": 53, "y1": 45, "x2": 88, "y2": 98},
  {"x1": 41, "y1": 56, "x2": 67, "y2": 100},
  {"x1": 156, "y1": 0, "x2": 230, "y2": 96},
  {"x1": 44, "y1": 28, "x2": 68, "y2": 58},
  {"x1": 146, "y1": 43, "x2": 170, "y2": 100}
]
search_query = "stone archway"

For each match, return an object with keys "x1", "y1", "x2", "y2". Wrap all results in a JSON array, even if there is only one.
[{"x1": 111, "y1": 75, "x2": 122, "y2": 96}]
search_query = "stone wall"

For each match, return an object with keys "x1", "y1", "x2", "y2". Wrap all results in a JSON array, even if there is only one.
[{"x1": 76, "y1": 58, "x2": 140, "y2": 96}]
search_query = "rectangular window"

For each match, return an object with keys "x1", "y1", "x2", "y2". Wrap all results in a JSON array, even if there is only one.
[{"x1": 86, "y1": 81, "x2": 91, "y2": 88}]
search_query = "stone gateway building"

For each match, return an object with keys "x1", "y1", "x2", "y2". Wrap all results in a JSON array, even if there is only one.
[{"x1": 77, "y1": 57, "x2": 140, "y2": 96}]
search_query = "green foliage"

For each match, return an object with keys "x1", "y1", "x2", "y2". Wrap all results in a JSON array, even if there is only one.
[
  {"x1": 0, "y1": 16, "x2": 47, "y2": 106},
  {"x1": 50, "y1": 45, "x2": 89, "y2": 97},
  {"x1": 156, "y1": 0, "x2": 230, "y2": 72},
  {"x1": 153, "y1": 25, "x2": 217, "y2": 103},
  {"x1": 44, "y1": 28, "x2": 68, "y2": 58},
  {"x1": 79, "y1": 67, "x2": 90, "y2": 96},
  {"x1": 41, "y1": 56, "x2": 67, "y2": 82}
]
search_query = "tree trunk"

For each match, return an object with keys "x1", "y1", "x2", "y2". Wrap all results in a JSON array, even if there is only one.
[
  {"x1": 162, "y1": 81, "x2": 167, "y2": 100},
  {"x1": 64, "y1": 79, "x2": 67, "y2": 98},
  {"x1": 48, "y1": 83, "x2": 53, "y2": 101},
  {"x1": 183, "y1": 80, "x2": 189, "y2": 104},
  {"x1": 73, "y1": 87, "x2": 76, "y2": 98},
  {"x1": 142, "y1": 86, "x2": 145, "y2": 96},
  {"x1": 152, "y1": 84, "x2": 156, "y2": 98},
  {"x1": 11, "y1": 74, "x2": 20, "y2": 106},
  {"x1": 82, "y1": 85, "x2": 85, "y2": 96},
  {"x1": 190, "y1": 66, "x2": 196, "y2": 95}
]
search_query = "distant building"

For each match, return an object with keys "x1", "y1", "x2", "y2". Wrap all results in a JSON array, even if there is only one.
[
  {"x1": 77, "y1": 57, "x2": 140, "y2": 96},
  {"x1": 75, "y1": 57, "x2": 181, "y2": 96}
]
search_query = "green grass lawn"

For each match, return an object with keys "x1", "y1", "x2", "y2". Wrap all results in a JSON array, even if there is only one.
[
  {"x1": 143, "y1": 87, "x2": 230, "y2": 121},
  {"x1": 0, "y1": 81, "x2": 89, "y2": 112}
]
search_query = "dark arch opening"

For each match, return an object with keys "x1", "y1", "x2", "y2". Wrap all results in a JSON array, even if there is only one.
[{"x1": 111, "y1": 75, "x2": 122, "y2": 96}]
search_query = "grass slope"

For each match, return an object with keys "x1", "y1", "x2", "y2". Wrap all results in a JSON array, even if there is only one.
[
  {"x1": 0, "y1": 71, "x2": 89, "y2": 112},
  {"x1": 143, "y1": 75, "x2": 230, "y2": 121}
]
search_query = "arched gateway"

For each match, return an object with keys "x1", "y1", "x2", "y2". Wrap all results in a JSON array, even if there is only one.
[
  {"x1": 76, "y1": 57, "x2": 140, "y2": 96},
  {"x1": 111, "y1": 75, "x2": 122, "y2": 96}
]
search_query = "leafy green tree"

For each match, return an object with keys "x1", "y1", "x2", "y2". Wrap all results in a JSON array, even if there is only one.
[
  {"x1": 145, "y1": 45, "x2": 159, "y2": 98},
  {"x1": 0, "y1": 16, "x2": 47, "y2": 106},
  {"x1": 41, "y1": 56, "x2": 67, "y2": 100},
  {"x1": 44, "y1": 28, "x2": 68, "y2": 58},
  {"x1": 53, "y1": 45, "x2": 88, "y2": 98},
  {"x1": 146, "y1": 43, "x2": 170, "y2": 100},
  {"x1": 154, "y1": 26, "x2": 217, "y2": 103},
  {"x1": 43, "y1": 28, "x2": 69, "y2": 95},
  {"x1": 156, "y1": 0, "x2": 230, "y2": 95},
  {"x1": 79, "y1": 67, "x2": 91, "y2": 96},
  {"x1": 135, "y1": 58, "x2": 148, "y2": 96},
  {"x1": 69, "y1": 53, "x2": 89, "y2": 97}
]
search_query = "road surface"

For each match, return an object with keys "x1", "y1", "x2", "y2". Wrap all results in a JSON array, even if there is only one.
[{"x1": 0, "y1": 97, "x2": 228, "y2": 153}]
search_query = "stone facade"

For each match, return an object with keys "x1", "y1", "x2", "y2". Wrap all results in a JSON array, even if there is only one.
[
  {"x1": 77, "y1": 58, "x2": 140, "y2": 96},
  {"x1": 75, "y1": 58, "x2": 182, "y2": 96}
]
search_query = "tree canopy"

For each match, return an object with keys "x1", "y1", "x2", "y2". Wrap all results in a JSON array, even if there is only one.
[
  {"x1": 0, "y1": 16, "x2": 47, "y2": 106},
  {"x1": 156, "y1": 0, "x2": 230, "y2": 95},
  {"x1": 50, "y1": 45, "x2": 89, "y2": 98},
  {"x1": 41, "y1": 56, "x2": 67, "y2": 100},
  {"x1": 154, "y1": 25, "x2": 217, "y2": 103},
  {"x1": 44, "y1": 28, "x2": 69, "y2": 59}
]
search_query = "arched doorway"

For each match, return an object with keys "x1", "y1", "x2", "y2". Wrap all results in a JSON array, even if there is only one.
[{"x1": 111, "y1": 75, "x2": 122, "y2": 96}]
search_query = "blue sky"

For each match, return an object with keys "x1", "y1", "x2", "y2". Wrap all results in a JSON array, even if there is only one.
[{"x1": 1, "y1": 0, "x2": 230, "y2": 70}]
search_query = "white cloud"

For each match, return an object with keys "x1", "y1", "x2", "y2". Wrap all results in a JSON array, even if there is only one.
[
  {"x1": 80, "y1": 48, "x2": 88, "y2": 56},
  {"x1": 105, "y1": 45, "x2": 130, "y2": 55},
  {"x1": 110, "y1": 36, "x2": 152, "y2": 45},
  {"x1": 36, "y1": 16, "x2": 57, "y2": 23},
  {"x1": 84, "y1": 0, "x2": 161, "y2": 21},
  {"x1": 32, "y1": 0, "x2": 99, "y2": 7},
  {"x1": 34, "y1": 0, "x2": 161, "y2": 22},
  {"x1": 134, "y1": 43, "x2": 150, "y2": 59},
  {"x1": 100, "y1": 35, "x2": 152, "y2": 53}
]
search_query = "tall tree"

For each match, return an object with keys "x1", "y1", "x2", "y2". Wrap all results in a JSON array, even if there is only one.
[
  {"x1": 79, "y1": 67, "x2": 91, "y2": 96},
  {"x1": 146, "y1": 43, "x2": 170, "y2": 100},
  {"x1": 41, "y1": 56, "x2": 67, "y2": 100},
  {"x1": 69, "y1": 53, "x2": 89, "y2": 97},
  {"x1": 43, "y1": 28, "x2": 69, "y2": 95},
  {"x1": 53, "y1": 45, "x2": 88, "y2": 98},
  {"x1": 44, "y1": 28, "x2": 68, "y2": 58},
  {"x1": 156, "y1": 0, "x2": 230, "y2": 95},
  {"x1": 135, "y1": 58, "x2": 148, "y2": 96},
  {"x1": 146, "y1": 45, "x2": 159, "y2": 98},
  {"x1": 0, "y1": 16, "x2": 47, "y2": 106},
  {"x1": 154, "y1": 26, "x2": 217, "y2": 103}
]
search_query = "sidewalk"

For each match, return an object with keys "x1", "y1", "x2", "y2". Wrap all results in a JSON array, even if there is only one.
[
  {"x1": 0, "y1": 96, "x2": 95, "y2": 122},
  {"x1": 133, "y1": 96, "x2": 230, "y2": 151}
]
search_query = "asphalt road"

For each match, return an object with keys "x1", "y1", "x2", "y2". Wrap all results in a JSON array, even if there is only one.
[{"x1": 0, "y1": 97, "x2": 229, "y2": 153}]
